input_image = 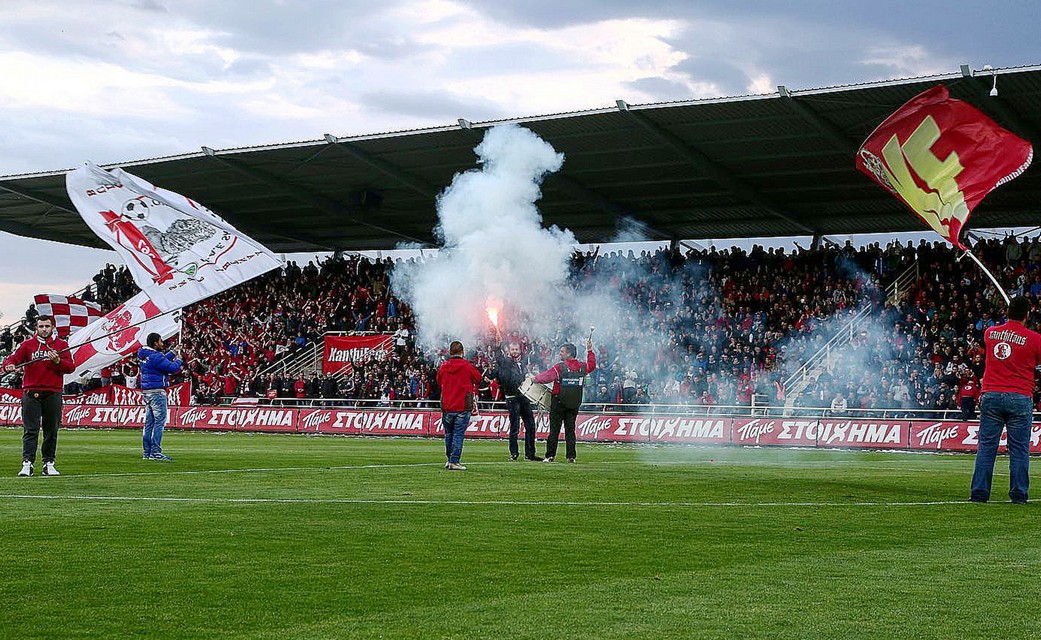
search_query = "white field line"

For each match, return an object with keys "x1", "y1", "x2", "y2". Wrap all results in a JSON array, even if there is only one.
[
  {"x1": 0, "y1": 459, "x2": 984, "y2": 481},
  {"x1": 0, "y1": 494, "x2": 978, "y2": 507}
]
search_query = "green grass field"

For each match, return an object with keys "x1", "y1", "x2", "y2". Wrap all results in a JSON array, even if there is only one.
[{"x1": 0, "y1": 427, "x2": 1037, "y2": 639}]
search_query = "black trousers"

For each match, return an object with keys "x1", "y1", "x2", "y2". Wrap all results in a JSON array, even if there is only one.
[
  {"x1": 545, "y1": 400, "x2": 578, "y2": 460},
  {"x1": 960, "y1": 397, "x2": 977, "y2": 421},
  {"x1": 22, "y1": 390, "x2": 62, "y2": 463},
  {"x1": 506, "y1": 395, "x2": 537, "y2": 458}
]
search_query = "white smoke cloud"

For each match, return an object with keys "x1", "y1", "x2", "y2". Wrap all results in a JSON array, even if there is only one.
[{"x1": 391, "y1": 124, "x2": 575, "y2": 350}]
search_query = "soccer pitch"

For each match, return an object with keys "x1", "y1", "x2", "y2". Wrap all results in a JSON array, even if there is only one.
[{"x1": 0, "y1": 428, "x2": 1036, "y2": 639}]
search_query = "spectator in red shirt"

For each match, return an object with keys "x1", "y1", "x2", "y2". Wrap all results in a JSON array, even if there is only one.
[
  {"x1": 971, "y1": 296, "x2": 1041, "y2": 504},
  {"x1": 957, "y1": 374, "x2": 981, "y2": 421}
]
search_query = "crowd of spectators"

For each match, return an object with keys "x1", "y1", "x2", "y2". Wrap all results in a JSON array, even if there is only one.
[{"x1": 5, "y1": 234, "x2": 1041, "y2": 418}]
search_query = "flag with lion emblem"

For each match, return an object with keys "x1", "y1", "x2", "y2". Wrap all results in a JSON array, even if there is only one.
[
  {"x1": 64, "y1": 291, "x2": 180, "y2": 384},
  {"x1": 65, "y1": 162, "x2": 283, "y2": 311}
]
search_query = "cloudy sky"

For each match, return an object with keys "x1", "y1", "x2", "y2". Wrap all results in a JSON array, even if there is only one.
[{"x1": 0, "y1": 0, "x2": 1037, "y2": 323}]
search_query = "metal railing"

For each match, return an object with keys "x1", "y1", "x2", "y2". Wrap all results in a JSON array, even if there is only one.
[
  {"x1": 782, "y1": 261, "x2": 921, "y2": 407},
  {"x1": 206, "y1": 396, "x2": 981, "y2": 422}
]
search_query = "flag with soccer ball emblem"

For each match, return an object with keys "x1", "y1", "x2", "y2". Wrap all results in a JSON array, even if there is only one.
[{"x1": 65, "y1": 162, "x2": 283, "y2": 311}]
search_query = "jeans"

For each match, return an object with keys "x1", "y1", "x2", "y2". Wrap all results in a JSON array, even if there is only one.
[
  {"x1": 442, "y1": 411, "x2": 470, "y2": 464},
  {"x1": 506, "y1": 396, "x2": 537, "y2": 459},
  {"x1": 22, "y1": 391, "x2": 61, "y2": 463},
  {"x1": 971, "y1": 392, "x2": 1032, "y2": 502},
  {"x1": 143, "y1": 391, "x2": 169, "y2": 456}
]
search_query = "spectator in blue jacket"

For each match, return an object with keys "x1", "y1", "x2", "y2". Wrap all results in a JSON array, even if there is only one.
[{"x1": 138, "y1": 332, "x2": 182, "y2": 461}]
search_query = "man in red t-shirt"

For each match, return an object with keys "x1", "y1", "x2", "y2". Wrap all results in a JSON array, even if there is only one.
[
  {"x1": 971, "y1": 296, "x2": 1041, "y2": 503},
  {"x1": 2, "y1": 316, "x2": 75, "y2": 477},
  {"x1": 436, "y1": 341, "x2": 482, "y2": 471}
]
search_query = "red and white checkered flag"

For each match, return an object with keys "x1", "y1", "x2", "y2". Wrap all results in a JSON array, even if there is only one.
[{"x1": 33, "y1": 294, "x2": 103, "y2": 338}]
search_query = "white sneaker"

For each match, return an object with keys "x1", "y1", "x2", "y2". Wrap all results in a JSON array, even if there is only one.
[
  {"x1": 446, "y1": 462, "x2": 467, "y2": 471},
  {"x1": 18, "y1": 460, "x2": 33, "y2": 477},
  {"x1": 542, "y1": 457, "x2": 555, "y2": 463},
  {"x1": 42, "y1": 462, "x2": 60, "y2": 476}
]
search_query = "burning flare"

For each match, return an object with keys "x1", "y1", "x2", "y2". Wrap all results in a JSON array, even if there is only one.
[{"x1": 486, "y1": 299, "x2": 501, "y2": 335}]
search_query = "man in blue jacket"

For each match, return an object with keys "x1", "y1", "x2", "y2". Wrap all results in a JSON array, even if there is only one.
[{"x1": 138, "y1": 332, "x2": 182, "y2": 461}]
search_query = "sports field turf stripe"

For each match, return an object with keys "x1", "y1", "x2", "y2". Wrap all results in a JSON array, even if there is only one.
[{"x1": 0, "y1": 493, "x2": 981, "y2": 507}]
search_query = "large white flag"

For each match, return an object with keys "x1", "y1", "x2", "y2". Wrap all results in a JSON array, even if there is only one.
[
  {"x1": 64, "y1": 291, "x2": 180, "y2": 384},
  {"x1": 65, "y1": 162, "x2": 283, "y2": 311}
]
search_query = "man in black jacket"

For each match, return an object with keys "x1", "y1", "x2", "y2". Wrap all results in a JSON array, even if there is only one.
[{"x1": 491, "y1": 342, "x2": 542, "y2": 461}]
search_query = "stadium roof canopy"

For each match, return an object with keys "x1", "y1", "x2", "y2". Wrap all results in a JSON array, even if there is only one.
[{"x1": 1, "y1": 63, "x2": 1040, "y2": 253}]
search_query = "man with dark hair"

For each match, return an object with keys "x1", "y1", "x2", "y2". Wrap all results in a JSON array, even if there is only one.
[
  {"x1": 971, "y1": 296, "x2": 1041, "y2": 503},
  {"x1": 436, "y1": 340, "x2": 482, "y2": 471},
  {"x1": 490, "y1": 340, "x2": 541, "y2": 461},
  {"x1": 138, "y1": 332, "x2": 182, "y2": 461},
  {"x1": 533, "y1": 338, "x2": 596, "y2": 463},
  {"x1": 3, "y1": 316, "x2": 74, "y2": 476}
]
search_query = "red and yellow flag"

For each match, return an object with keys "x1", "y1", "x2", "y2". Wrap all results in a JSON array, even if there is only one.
[{"x1": 856, "y1": 84, "x2": 1032, "y2": 249}]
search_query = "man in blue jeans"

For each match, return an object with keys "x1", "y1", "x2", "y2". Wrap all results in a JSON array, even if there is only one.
[
  {"x1": 971, "y1": 296, "x2": 1041, "y2": 503},
  {"x1": 436, "y1": 341, "x2": 482, "y2": 471},
  {"x1": 138, "y1": 332, "x2": 182, "y2": 461}
]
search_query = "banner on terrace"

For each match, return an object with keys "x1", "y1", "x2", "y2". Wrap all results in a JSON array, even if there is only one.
[
  {"x1": 33, "y1": 294, "x2": 103, "y2": 338},
  {"x1": 323, "y1": 334, "x2": 394, "y2": 374},
  {"x1": 856, "y1": 84, "x2": 1033, "y2": 249},
  {"x1": 64, "y1": 291, "x2": 180, "y2": 384},
  {"x1": 65, "y1": 162, "x2": 282, "y2": 311}
]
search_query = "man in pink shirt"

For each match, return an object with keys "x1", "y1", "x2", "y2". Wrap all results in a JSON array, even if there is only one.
[
  {"x1": 971, "y1": 296, "x2": 1041, "y2": 503},
  {"x1": 533, "y1": 339, "x2": 596, "y2": 463}
]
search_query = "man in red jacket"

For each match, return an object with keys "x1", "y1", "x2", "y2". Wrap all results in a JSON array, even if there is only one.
[
  {"x1": 2, "y1": 316, "x2": 75, "y2": 477},
  {"x1": 533, "y1": 339, "x2": 596, "y2": 463},
  {"x1": 436, "y1": 341, "x2": 482, "y2": 471},
  {"x1": 971, "y1": 296, "x2": 1041, "y2": 503}
]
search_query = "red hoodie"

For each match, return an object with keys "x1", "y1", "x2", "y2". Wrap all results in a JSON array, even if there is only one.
[
  {"x1": 3, "y1": 335, "x2": 75, "y2": 392},
  {"x1": 437, "y1": 356, "x2": 482, "y2": 412}
]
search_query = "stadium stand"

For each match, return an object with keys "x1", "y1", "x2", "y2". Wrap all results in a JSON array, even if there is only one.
[{"x1": 4, "y1": 235, "x2": 1038, "y2": 416}]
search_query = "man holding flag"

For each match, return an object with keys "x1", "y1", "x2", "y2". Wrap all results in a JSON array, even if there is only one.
[
  {"x1": 59, "y1": 163, "x2": 283, "y2": 460},
  {"x1": 2, "y1": 316, "x2": 75, "y2": 477}
]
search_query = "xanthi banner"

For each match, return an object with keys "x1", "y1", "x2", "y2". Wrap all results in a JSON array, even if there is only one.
[
  {"x1": 323, "y1": 334, "x2": 393, "y2": 374},
  {"x1": 57, "y1": 383, "x2": 192, "y2": 407},
  {"x1": 109, "y1": 382, "x2": 191, "y2": 407},
  {"x1": 0, "y1": 389, "x2": 22, "y2": 404}
]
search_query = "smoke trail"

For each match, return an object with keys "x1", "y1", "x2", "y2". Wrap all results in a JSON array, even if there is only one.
[{"x1": 391, "y1": 124, "x2": 573, "y2": 350}]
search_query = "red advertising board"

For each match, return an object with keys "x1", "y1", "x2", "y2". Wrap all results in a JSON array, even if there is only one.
[
  {"x1": 323, "y1": 334, "x2": 393, "y2": 374},
  {"x1": 732, "y1": 417, "x2": 908, "y2": 449},
  {"x1": 174, "y1": 406, "x2": 297, "y2": 432},
  {"x1": 62, "y1": 404, "x2": 148, "y2": 428},
  {"x1": 908, "y1": 420, "x2": 1041, "y2": 453},
  {"x1": 297, "y1": 409, "x2": 428, "y2": 436},
  {"x1": 4, "y1": 401, "x2": 1041, "y2": 457}
]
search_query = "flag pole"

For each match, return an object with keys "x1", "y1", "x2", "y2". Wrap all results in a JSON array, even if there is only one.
[
  {"x1": 962, "y1": 249, "x2": 1011, "y2": 305},
  {"x1": 11, "y1": 306, "x2": 182, "y2": 369}
]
